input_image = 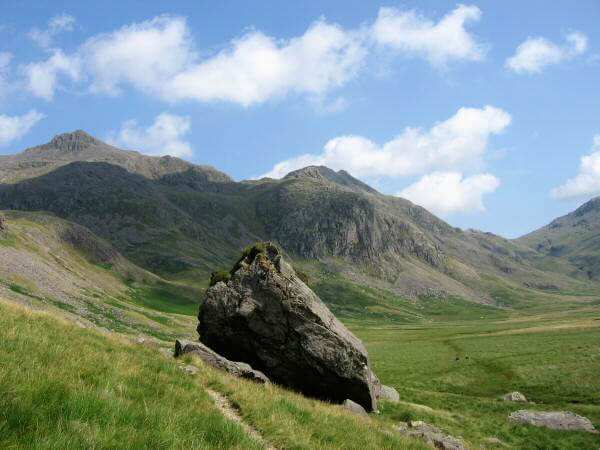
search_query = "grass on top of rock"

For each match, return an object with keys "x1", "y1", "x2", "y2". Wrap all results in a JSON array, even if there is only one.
[
  {"x1": 209, "y1": 270, "x2": 231, "y2": 287},
  {"x1": 229, "y1": 242, "x2": 278, "y2": 275},
  {"x1": 0, "y1": 298, "x2": 425, "y2": 450}
]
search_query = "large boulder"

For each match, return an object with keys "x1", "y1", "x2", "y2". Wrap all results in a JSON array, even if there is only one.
[{"x1": 198, "y1": 243, "x2": 381, "y2": 411}]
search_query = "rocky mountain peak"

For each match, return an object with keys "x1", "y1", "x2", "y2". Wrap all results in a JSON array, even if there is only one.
[
  {"x1": 284, "y1": 165, "x2": 378, "y2": 194},
  {"x1": 48, "y1": 130, "x2": 103, "y2": 153},
  {"x1": 573, "y1": 196, "x2": 600, "y2": 217}
]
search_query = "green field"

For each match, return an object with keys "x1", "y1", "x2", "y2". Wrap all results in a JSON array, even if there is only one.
[{"x1": 353, "y1": 309, "x2": 600, "y2": 449}]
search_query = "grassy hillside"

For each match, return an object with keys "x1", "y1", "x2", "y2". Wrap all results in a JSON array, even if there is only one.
[
  {"x1": 518, "y1": 196, "x2": 600, "y2": 280},
  {"x1": 0, "y1": 210, "x2": 199, "y2": 343},
  {"x1": 0, "y1": 300, "x2": 424, "y2": 450}
]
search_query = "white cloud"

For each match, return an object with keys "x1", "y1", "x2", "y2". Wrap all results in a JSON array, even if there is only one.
[
  {"x1": 108, "y1": 113, "x2": 193, "y2": 157},
  {"x1": 76, "y1": 16, "x2": 365, "y2": 106},
  {"x1": 398, "y1": 171, "x2": 500, "y2": 215},
  {"x1": 23, "y1": 50, "x2": 81, "y2": 100},
  {"x1": 506, "y1": 32, "x2": 588, "y2": 74},
  {"x1": 262, "y1": 106, "x2": 511, "y2": 178},
  {"x1": 551, "y1": 135, "x2": 600, "y2": 199},
  {"x1": 0, "y1": 110, "x2": 44, "y2": 146},
  {"x1": 29, "y1": 13, "x2": 76, "y2": 49},
  {"x1": 82, "y1": 15, "x2": 195, "y2": 96},
  {"x1": 164, "y1": 20, "x2": 366, "y2": 106},
  {"x1": 372, "y1": 4, "x2": 485, "y2": 66},
  {"x1": 21, "y1": 5, "x2": 487, "y2": 106}
]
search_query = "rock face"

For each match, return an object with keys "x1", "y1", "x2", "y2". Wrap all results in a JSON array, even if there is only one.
[
  {"x1": 198, "y1": 243, "x2": 381, "y2": 411},
  {"x1": 503, "y1": 391, "x2": 527, "y2": 402},
  {"x1": 174, "y1": 339, "x2": 270, "y2": 384},
  {"x1": 509, "y1": 410, "x2": 597, "y2": 433}
]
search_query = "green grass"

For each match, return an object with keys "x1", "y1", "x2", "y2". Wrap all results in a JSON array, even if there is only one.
[
  {"x1": 313, "y1": 275, "x2": 509, "y2": 324},
  {"x1": 0, "y1": 299, "x2": 424, "y2": 450},
  {"x1": 0, "y1": 301, "x2": 260, "y2": 449},
  {"x1": 128, "y1": 282, "x2": 199, "y2": 316},
  {"x1": 352, "y1": 310, "x2": 600, "y2": 449}
]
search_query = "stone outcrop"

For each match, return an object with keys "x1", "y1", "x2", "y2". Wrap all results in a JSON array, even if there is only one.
[
  {"x1": 198, "y1": 243, "x2": 381, "y2": 411},
  {"x1": 395, "y1": 421, "x2": 467, "y2": 450},
  {"x1": 509, "y1": 410, "x2": 597, "y2": 433},
  {"x1": 175, "y1": 339, "x2": 270, "y2": 384}
]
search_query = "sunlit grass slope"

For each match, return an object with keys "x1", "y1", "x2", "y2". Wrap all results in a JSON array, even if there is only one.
[{"x1": 0, "y1": 300, "x2": 425, "y2": 450}]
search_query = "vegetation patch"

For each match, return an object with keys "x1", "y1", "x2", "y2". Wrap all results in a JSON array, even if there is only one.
[{"x1": 209, "y1": 270, "x2": 231, "y2": 287}]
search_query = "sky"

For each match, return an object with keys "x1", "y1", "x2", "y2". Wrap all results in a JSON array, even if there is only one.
[{"x1": 1, "y1": 0, "x2": 599, "y2": 238}]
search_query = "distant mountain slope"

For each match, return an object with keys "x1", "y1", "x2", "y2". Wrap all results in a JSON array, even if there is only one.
[
  {"x1": 517, "y1": 197, "x2": 600, "y2": 280},
  {"x1": 0, "y1": 210, "x2": 199, "y2": 340},
  {"x1": 0, "y1": 130, "x2": 231, "y2": 184},
  {"x1": 1, "y1": 131, "x2": 595, "y2": 303}
]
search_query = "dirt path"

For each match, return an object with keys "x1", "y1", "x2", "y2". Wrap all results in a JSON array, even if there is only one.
[{"x1": 205, "y1": 388, "x2": 276, "y2": 450}]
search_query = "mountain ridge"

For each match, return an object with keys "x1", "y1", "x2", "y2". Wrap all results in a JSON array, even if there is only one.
[{"x1": 1, "y1": 131, "x2": 597, "y2": 303}]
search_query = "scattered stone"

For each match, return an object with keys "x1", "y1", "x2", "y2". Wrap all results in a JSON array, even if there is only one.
[
  {"x1": 395, "y1": 421, "x2": 467, "y2": 450},
  {"x1": 484, "y1": 437, "x2": 505, "y2": 446},
  {"x1": 342, "y1": 399, "x2": 368, "y2": 416},
  {"x1": 175, "y1": 339, "x2": 270, "y2": 384},
  {"x1": 509, "y1": 410, "x2": 597, "y2": 433},
  {"x1": 379, "y1": 385, "x2": 400, "y2": 402},
  {"x1": 503, "y1": 391, "x2": 527, "y2": 402},
  {"x1": 198, "y1": 243, "x2": 381, "y2": 411},
  {"x1": 180, "y1": 364, "x2": 199, "y2": 375},
  {"x1": 159, "y1": 348, "x2": 173, "y2": 359}
]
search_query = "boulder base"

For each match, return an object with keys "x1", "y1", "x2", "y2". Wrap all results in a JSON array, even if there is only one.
[
  {"x1": 175, "y1": 339, "x2": 270, "y2": 384},
  {"x1": 380, "y1": 385, "x2": 400, "y2": 402},
  {"x1": 198, "y1": 243, "x2": 380, "y2": 411}
]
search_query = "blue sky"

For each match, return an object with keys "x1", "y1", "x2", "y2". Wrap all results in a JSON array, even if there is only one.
[{"x1": 1, "y1": 1, "x2": 599, "y2": 238}]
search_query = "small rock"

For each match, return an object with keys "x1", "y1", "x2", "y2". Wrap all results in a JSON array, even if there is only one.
[
  {"x1": 0, "y1": 214, "x2": 5, "y2": 231},
  {"x1": 175, "y1": 339, "x2": 270, "y2": 384},
  {"x1": 509, "y1": 410, "x2": 597, "y2": 433},
  {"x1": 343, "y1": 399, "x2": 368, "y2": 416},
  {"x1": 159, "y1": 348, "x2": 173, "y2": 359},
  {"x1": 503, "y1": 391, "x2": 527, "y2": 402},
  {"x1": 396, "y1": 420, "x2": 467, "y2": 450},
  {"x1": 484, "y1": 437, "x2": 505, "y2": 446},
  {"x1": 379, "y1": 384, "x2": 400, "y2": 402},
  {"x1": 180, "y1": 364, "x2": 199, "y2": 375}
]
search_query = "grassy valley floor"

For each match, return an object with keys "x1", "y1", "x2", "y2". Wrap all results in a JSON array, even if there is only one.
[{"x1": 351, "y1": 308, "x2": 600, "y2": 449}]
